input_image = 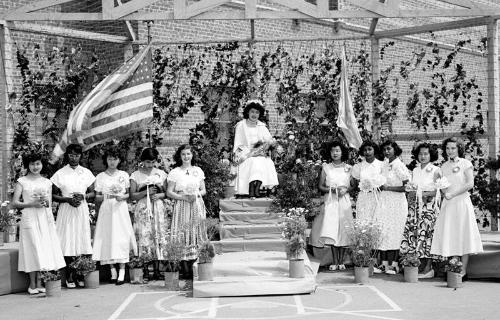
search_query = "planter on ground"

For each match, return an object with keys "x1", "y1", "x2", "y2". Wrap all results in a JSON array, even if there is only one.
[
  {"x1": 129, "y1": 268, "x2": 143, "y2": 284},
  {"x1": 164, "y1": 271, "x2": 179, "y2": 290},
  {"x1": 198, "y1": 262, "x2": 214, "y2": 281},
  {"x1": 404, "y1": 266, "x2": 418, "y2": 283},
  {"x1": 354, "y1": 266, "x2": 369, "y2": 284},
  {"x1": 45, "y1": 280, "x2": 61, "y2": 297},
  {"x1": 289, "y1": 259, "x2": 305, "y2": 278},
  {"x1": 447, "y1": 271, "x2": 463, "y2": 288},
  {"x1": 84, "y1": 270, "x2": 100, "y2": 289}
]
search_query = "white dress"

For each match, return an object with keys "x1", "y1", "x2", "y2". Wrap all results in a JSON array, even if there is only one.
[
  {"x1": 430, "y1": 158, "x2": 483, "y2": 257},
  {"x1": 310, "y1": 163, "x2": 353, "y2": 247},
  {"x1": 374, "y1": 158, "x2": 410, "y2": 251},
  {"x1": 92, "y1": 171, "x2": 137, "y2": 264},
  {"x1": 351, "y1": 159, "x2": 384, "y2": 221},
  {"x1": 51, "y1": 165, "x2": 95, "y2": 256},
  {"x1": 17, "y1": 177, "x2": 66, "y2": 273},
  {"x1": 233, "y1": 119, "x2": 279, "y2": 195}
]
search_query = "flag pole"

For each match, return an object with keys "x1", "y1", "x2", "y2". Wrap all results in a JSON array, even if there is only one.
[{"x1": 147, "y1": 21, "x2": 153, "y2": 148}]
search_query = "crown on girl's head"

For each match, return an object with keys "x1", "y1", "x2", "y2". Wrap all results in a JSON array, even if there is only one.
[{"x1": 245, "y1": 99, "x2": 263, "y2": 107}]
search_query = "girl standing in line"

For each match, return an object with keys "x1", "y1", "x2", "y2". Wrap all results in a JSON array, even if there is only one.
[
  {"x1": 374, "y1": 140, "x2": 410, "y2": 275},
  {"x1": 310, "y1": 141, "x2": 353, "y2": 271},
  {"x1": 167, "y1": 144, "x2": 208, "y2": 279},
  {"x1": 430, "y1": 137, "x2": 483, "y2": 278},
  {"x1": 130, "y1": 147, "x2": 169, "y2": 280},
  {"x1": 51, "y1": 144, "x2": 95, "y2": 288},
  {"x1": 13, "y1": 153, "x2": 66, "y2": 294},
  {"x1": 93, "y1": 148, "x2": 137, "y2": 285}
]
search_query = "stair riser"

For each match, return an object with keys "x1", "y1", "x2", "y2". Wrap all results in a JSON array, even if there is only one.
[
  {"x1": 220, "y1": 211, "x2": 281, "y2": 224},
  {"x1": 214, "y1": 240, "x2": 286, "y2": 253},
  {"x1": 220, "y1": 225, "x2": 283, "y2": 240},
  {"x1": 219, "y1": 199, "x2": 273, "y2": 212}
]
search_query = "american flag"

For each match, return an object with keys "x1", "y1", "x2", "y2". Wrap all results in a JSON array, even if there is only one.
[{"x1": 50, "y1": 44, "x2": 153, "y2": 162}]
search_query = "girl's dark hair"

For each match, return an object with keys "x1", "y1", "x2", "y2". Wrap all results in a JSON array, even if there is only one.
[
  {"x1": 23, "y1": 152, "x2": 44, "y2": 170},
  {"x1": 380, "y1": 139, "x2": 403, "y2": 157},
  {"x1": 359, "y1": 140, "x2": 380, "y2": 158},
  {"x1": 323, "y1": 141, "x2": 349, "y2": 162},
  {"x1": 412, "y1": 142, "x2": 439, "y2": 162},
  {"x1": 442, "y1": 137, "x2": 465, "y2": 160},
  {"x1": 102, "y1": 147, "x2": 124, "y2": 168},
  {"x1": 140, "y1": 147, "x2": 159, "y2": 162},
  {"x1": 173, "y1": 144, "x2": 196, "y2": 167},
  {"x1": 63, "y1": 144, "x2": 83, "y2": 163},
  {"x1": 242, "y1": 101, "x2": 265, "y2": 119}
]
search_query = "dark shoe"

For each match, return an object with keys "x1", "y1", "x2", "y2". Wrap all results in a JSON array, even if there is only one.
[
  {"x1": 110, "y1": 279, "x2": 117, "y2": 284},
  {"x1": 461, "y1": 274, "x2": 469, "y2": 282},
  {"x1": 115, "y1": 280, "x2": 125, "y2": 286}
]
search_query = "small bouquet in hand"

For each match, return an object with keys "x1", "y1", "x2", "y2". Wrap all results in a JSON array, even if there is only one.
[
  {"x1": 359, "y1": 174, "x2": 386, "y2": 193},
  {"x1": 32, "y1": 187, "x2": 49, "y2": 207},
  {"x1": 108, "y1": 183, "x2": 124, "y2": 195},
  {"x1": 405, "y1": 181, "x2": 418, "y2": 192},
  {"x1": 434, "y1": 177, "x2": 451, "y2": 190}
]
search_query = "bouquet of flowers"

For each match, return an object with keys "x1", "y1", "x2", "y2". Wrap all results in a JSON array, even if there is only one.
[
  {"x1": 40, "y1": 270, "x2": 61, "y2": 282},
  {"x1": 446, "y1": 257, "x2": 463, "y2": 274},
  {"x1": 434, "y1": 177, "x2": 451, "y2": 190},
  {"x1": 346, "y1": 219, "x2": 383, "y2": 267},
  {"x1": 405, "y1": 181, "x2": 418, "y2": 192},
  {"x1": 359, "y1": 174, "x2": 386, "y2": 193},
  {"x1": 0, "y1": 201, "x2": 16, "y2": 231},
  {"x1": 400, "y1": 251, "x2": 421, "y2": 267},
  {"x1": 108, "y1": 183, "x2": 124, "y2": 196},
  {"x1": 70, "y1": 255, "x2": 96, "y2": 276},
  {"x1": 32, "y1": 187, "x2": 49, "y2": 207}
]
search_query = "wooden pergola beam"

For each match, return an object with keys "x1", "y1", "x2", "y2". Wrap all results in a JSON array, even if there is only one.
[
  {"x1": 369, "y1": 18, "x2": 379, "y2": 35},
  {"x1": 4, "y1": 21, "x2": 130, "y2": 43},
  {"x1": 374, "y1": 16, "x2": 492, "y2": 38},
  {"x1": 4, "y1": 0, "x2": 74, "y2": 15},
  {"x1": 350, "y1": 0, "x2": 401, "y2": 17}
]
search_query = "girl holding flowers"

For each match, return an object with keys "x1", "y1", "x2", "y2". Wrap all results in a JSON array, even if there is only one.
[
  {"x1": 351, "y1": 140, "x2": 384, "y2": 221},
  {"x1": 400, "y1": 142, "x2": 442, "y2": 278},
  {"x1": 167, "y1": 144, "x2": 208, "y2": 279},
  {"x1": 12, "y1": 153, "x2": 66, "y2": 294},
  {"x1": 373, "y1": 140, "x2": 410, "y2": 275},
  {"x1": 93, "y1": 148, "x2": 137, "y2": 285},
  {"x1": 130, "y1": 147, "x2": 169, "y2": 280},
  {"x1": 430, "y1": 137, "x2": 483, "y2": 278},
  {"x1": 51, "y1": 144, "x2": 95, "y2": 288},
  {"x1": 310, "y1": 141, "x2": 353, "y2": 271}
]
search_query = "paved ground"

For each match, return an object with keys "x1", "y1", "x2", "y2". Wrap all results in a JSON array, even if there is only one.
[{"x1": 0, "y1": 271, "x2": 498, "y2": 320}]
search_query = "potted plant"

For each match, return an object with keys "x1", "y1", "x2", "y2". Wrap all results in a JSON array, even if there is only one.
[
  {"x1": 163, "y1": 232, "x2": 185, "y2": 290},
  {"x1": 197, "y1": 241, "x2": 216, "y2": 281},
  {"x1": 128, "y1": 251, "x2": 153, "y2": 284},
  {"x1": 446, "y1": 257, "x2": 463, "y2": 288},
  {"x1": 70, "y1": 255, "x2": 98, "y2": 288},
  {"x1": 287, "y1": 234, "x2": 307, "y2": 278},
  {"x1": 40, "y1": 270, "x2": 62, "y2": 297},
  {"x1": 400, "y1": 251, "x2": 421, "y2": 283},
  {"x1": 0, "y1": 201, "x2": 17, "y2": 245},
  {"x1": 347, "y1": 219, "x2": 382, "y2": 284}
]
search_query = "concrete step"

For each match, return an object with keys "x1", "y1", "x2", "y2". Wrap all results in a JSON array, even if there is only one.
[
  {"x1": 219, "y1": 210, "x2": 281, "y2": 225},
  {"x1": 220, "y1": 223, "x2": 282, "y2": 240},
  {"x1": 219, "y1": 198, "x2": 274, "y2": 212},
  {"x1": 214, "y1": 238, "x2": 286, "y2": 253}
]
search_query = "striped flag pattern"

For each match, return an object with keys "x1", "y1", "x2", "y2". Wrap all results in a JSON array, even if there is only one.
[
  {"x1": 50, "y1": 44, "x2": 153, "y2": 162},
  {"x1": 337, "y1": 46, "x2": 363, "y2": 149}
]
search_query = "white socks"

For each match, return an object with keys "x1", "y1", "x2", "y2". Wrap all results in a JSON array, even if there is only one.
[
  {"x1": 118, "y1": 269, "x2": 125, "y2": 281},
  {"x1": 110, "y1": 267, "x2": 117, "y2": 280}
]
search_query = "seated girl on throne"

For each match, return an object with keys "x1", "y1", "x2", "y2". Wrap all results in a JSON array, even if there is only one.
[{"x1": 233, "y1": 100, "x2": 279, "y2": 199}]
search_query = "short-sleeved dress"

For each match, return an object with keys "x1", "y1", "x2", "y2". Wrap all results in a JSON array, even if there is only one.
[
  {"x1": 351, "y1": 159, "x2": 384, "y2": 221},
  {"x1": 310, "y1": 163, "x2": 353, "y2": 247},
  {"x1": 51, "y1": 165, "x2": 95, "y2": 256},
  {"x1": 374, "y1": 158, "x2": 410, "y2": 251},
  {"x1": 400, "y1": 164, "x2": 440, "y2": 258},
  {"x1": 17, "y1": 176, "x2": 66, "y2": 272},
  {"x1": 92, "y1": 170, "x2": 137, "y2": 265},
  {"x1": 430, "y1": 158, "x2": 483, "y2": 257},
  {"x1": 131, "y1": 168, "x2": 170, "y2": 260},
  {"x1": 167, "y1": 166, "x2": 208, "y2": 260}
]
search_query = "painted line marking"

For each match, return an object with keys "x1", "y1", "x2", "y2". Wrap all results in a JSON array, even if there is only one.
[
  {"x1": 293, "y1": 295, "x2": 305, "y2": 314},
  {"x1": 208, "y1": 297, "x2": 219, "y2": 318},
  {"x1": 107, "y1": 292, "x2": 138, "y2": 320}
]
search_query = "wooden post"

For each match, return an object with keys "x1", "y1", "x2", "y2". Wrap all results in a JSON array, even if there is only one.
[
  {"x1": 371, "y1": 37, "x2": 381, "y2": 142},
  {"x1": 0, "y1": 24, "x2": 9, "y2": 200},
  {"x1": 487, "y1": 19, "x2": 500, "y2": 231}
]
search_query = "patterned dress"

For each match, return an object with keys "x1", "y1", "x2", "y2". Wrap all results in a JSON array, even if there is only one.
[
  {"x1": 400, "y1": 164, "x2": 440, "y2": 258},
  {"x1": 310, "y1": 163, "x2": 353, "y2": 247},
  {"x1": 374, "y1": 158, "x2": 410, "y2": 251},
  {"x1": 430, "y1": 158, "x2": 483, "y2": 257},
  {"x1": 51, "y1": 165, "x2": 95, "y2": 256},
  {"x1": 131, "y1": 168, "x2": 170, "y2": 260},
  {"x1": 92, "y1": 170, "x2": 137, "y2": 264},
  {"x1": 17, "y1": 177, "x2": 66, "y2": 273},
  {"x1": 167, "y1": 166, "x2": 208, "y2": 260},
  {"x1": 351, "y1": 159, "x2": 384, "y2": 221}
]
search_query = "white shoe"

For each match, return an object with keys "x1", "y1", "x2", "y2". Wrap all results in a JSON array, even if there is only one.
[
  {"x1": 338, "y1": 264, "x2": 346, "y2": 270},
  {"x1": 418, "y1": 269, "x2": 435, "y2": 279},
  {"x1": 66, "y1": 281, "x2": 76, "y2": 289},
  {"x1": 36, "y1": 287, "x2": 46, "y2": 293},
  {"x1": 328, "y1": 264, "x2": 338, "y2": 271},
  {"x1": 27, "y1": 287, "x2": 39, "y2": 295},
  {"x1": 373, "y1": 266, "x2": 384, "y2": 274}
]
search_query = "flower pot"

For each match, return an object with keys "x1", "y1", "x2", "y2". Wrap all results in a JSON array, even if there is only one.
[
  {"x1": 354, "y1": 266, "x2": 369, "y2": 284},
  {"x1": 164, "y1": 271, "x2": 179, "y2": 291},
  {"x1": 404, "y1": 266, "x2": 418, "y2": 283},
  {"x1": 0, "y1": 232, "x2": 4, "y2": 246},
  {"x1": 84, "y1": 270, "x2": 100, "y2": 289},
  {"x1": 45, "y1": 280, "x2": 61, "y2": 298},
  {"x1": 129, "y1": 268, "x2": 143, "y2": 284},
  {"x1": 289, "y1": 259, "x2": 305, "y2": 278},
  {"x1": 3, "y1": 226, "x2": 17, "y2": 243},
  {"x1": 198, "y1": 262, "x2": 214, "y2": 281},
  {"x1": 447, "y1": 271, "x2": 463, "y2": 288}
]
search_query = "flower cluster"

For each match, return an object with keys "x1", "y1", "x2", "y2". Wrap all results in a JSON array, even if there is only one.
[
  {"x1": 346, "y1": 219, "x2": 383, "y2": 267},
  {"x1": 128, "y1": 251, "x2": 154, "y2": 269},
  {"x1": 280, "y1": 208, "x2": 308, "y2": 240},
  {"x1": 359, "y1": 174, "x2": 386, "y2": 193},
  {"x1": 434, "y1": 177, "x2": 451, "y2": 190},
  {"x1": 446, "y1": 257, "x2": 463, "y2": 274},
  {"x1": 162, "y1": 231, "x2": 186, "y2": 272},
  {"x1": 70, "y1": 255, "x2": 96, "y2": 276},
  {"x1": 108, "y1": 183, "x2": 124, "y2": 195},
  {"x1": 400, "y1": 251, "x2": 421, "y2": 267},
  {"x1": 40, "y1": 270, "x2": 61, "y2": 282},
  {"x1": 286, "y1": 234, "x2": 306, "y2": 259},
  {"x1": 198, "y1": 241, "x2": 216, "y2": 264},
  {"x1": 0, "y1": 201, "x2": 17, "y2": 232},
  {"x1": 88, "y1": 203, "x2": 97, "y2": 225}
]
